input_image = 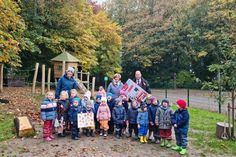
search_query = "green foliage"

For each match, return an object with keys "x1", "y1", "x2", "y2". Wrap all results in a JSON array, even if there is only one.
[
  {"x1": 175, "y1": 71, "x2": 200, "y2": 88},
  {"x1": 0, "y1": 113, "x2": 14, "y2": 141}
]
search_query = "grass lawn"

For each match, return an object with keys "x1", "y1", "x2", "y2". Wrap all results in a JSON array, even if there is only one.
[
  {"x1": 174, "y1": 106, "x2": 236, "y2": 156},
  {"x1": 0, "y1": 113, "x2": 14, "y2": 142}
]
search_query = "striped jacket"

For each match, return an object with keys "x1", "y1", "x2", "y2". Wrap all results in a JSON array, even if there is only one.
[{"x1": 40, "y1": 98, "x2": 57, "y2": 121}]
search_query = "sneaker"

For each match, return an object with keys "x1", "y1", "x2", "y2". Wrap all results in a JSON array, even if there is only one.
[
  {"x1": 100, "y1": 132, "x2": 103, "y2": 136},
  {"x1": 104, "y1": 133, "x2": 107, "y2": 137},
  {"x1": 179, "y1": 149, "x2": 187, "y2": 155},
  {"x1": 172, "y1": 146, "x2": 182, "y2": 151},
  {"x1": 45, "y1": 137, "x2": 52, "y2": 142},
  {"x1": 155, "y1": 139, "x2": 160, "y2": 144},
  {"x1": 72, "y1": 137, "x2": 79, "y2": 140}
]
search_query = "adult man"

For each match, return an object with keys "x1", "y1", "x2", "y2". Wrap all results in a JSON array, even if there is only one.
[{"x1": 133, "y1": 70, "x2": 151, "y2": 94}]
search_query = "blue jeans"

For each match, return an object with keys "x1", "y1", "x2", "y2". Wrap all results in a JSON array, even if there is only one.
[
  {"x1": 138, "y1": 125, "x2": 148, "y2": 136},
  {"x1": 175, "y1": 131, "x2": 188, "y2": 149},
  {"x1": 71, "y1": 122, "x2": 80, "y2": 138}
]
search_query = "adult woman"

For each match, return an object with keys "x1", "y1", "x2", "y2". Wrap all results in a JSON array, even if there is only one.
[
  {"x1": 107, "y1": 73, "x2": 123, "y2": 99},
  {"x1": 55, "y1": 67, "x2": 79, "y2": 99}
]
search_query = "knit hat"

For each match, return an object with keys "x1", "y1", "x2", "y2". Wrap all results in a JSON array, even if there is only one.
[
  {"x1": 84, "y1": 91, "x2": 91, "y2": 99},
  {"x1": 150, "y1": 96, "x2": 157, "y2": 104},
  {"x1": 107, "y1": 93, "x2": 113, "y2": 98},
  {"x1": 73, "y1": 97, "x2": 81, "y2": 103},
  {"x1": 141, "y1": 104, "x2": 147, "y2": 111},
  {"x1": 120, "y1": 90, "x2": 126, "y2": 96},
  {"x1": 96, "y1": 95, "x2": 102, "y2": 100},
  {"x1": 101, "y1": 97, "x2": 107, "y2": 103},
  {"x1": 176, "y1": 99, "x2": 187, "y2": 109},
  {"x1": 115, "y1": 98, "x2": 122, "y2": 105},
  {"x1": 67, "y1": 67, "x2": 75, "y2": 74},
  {"x1": 146, "y1": 94, "x2": 152, "y2": 100}
]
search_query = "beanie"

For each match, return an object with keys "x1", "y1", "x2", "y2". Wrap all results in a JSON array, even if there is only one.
[
  {"x1": 96, "y1": 95, "x2": 102, "y2": 100},
  {"x1": 67, "y1": 67, "x2": 75, "y2": 74},
  {"x1": 107, "y1": 93, "x2": 113, "y2": 98},
  {"x1": 176, "y1": 99, "x2": 187, "y2": 109}
]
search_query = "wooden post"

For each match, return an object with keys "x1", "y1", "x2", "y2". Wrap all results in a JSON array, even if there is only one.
[
  {"x1": 87, "y1": 72, "x2": 90, "y2": 90},
  {"x1": 47, "y1": 68, "x2": 51, "y2": 91},
  {"x1": 41, "y1": 64, "x2": 45, "y2": 95},
  {"x1": 231, "y1": 89, "x2": 235, "y2": 138},
  {"x1": 32, "y1": 63, "x2": 39, "y2": 94},
  {"x1": 74, "y1": 67, "x2": 78, "y2": 79},
  {"x1": 80, "y1": 70, "x2": 83, "y2": 81},
  {"x1": 62, "y1": 61, "x2": 66, "y2": 76},
  {"x1": 91, "y1": 77, "x2": 96, "y2": 98},
  {"x1": 0, "y1": 64, "x2": 3, "y2": 92}
]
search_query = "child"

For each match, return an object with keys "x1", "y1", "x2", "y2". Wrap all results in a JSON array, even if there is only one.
[
  {"x1": 56, "y1": 91, "x2": 70, "y2": 137},
  {"x1": 94, "y1": 95, "x2": 102, "y2": 133},
  {"x1": 119, "y1": 92, "x2": 129, "y2": 135},
  {"x1": 107, "y1": 93, "x2": 116, "y2": 134},
  {"x1": 97, "y1": 97, "x2": 111, "y2": 137},
  {"x1": 137, "y1": 104, "x2": 149, "y2": 143},
  {"x1": 40, "y1": 91, "x2": 57, "y2": 141},
  {"x1": 112, "y1": 98, "x2": 126, "y2": 139},
  {"x1": 148, "y1": 96, "x2": 161, "y2": 143},
  {"x1": 127, "y1": 100, "x2": 139, "y2": 140},
  {"x1": 84, "y1": 101, "x2": 95, "y2": 137},
  {"x1": 69, "y1": 97, "x2": 85, "y2": 140},
  {"x1": 171, "y1": 99, "x2": 190, "y2": 155},
  {"x1": 145, "y1": 94, "x2": 152, "y2": 108},
  {"x1": 69, "y1": 89, "x2": 80, "y2": 105},
  {"x1": 81, "y1": 90, "x2": 92, "y2": 108},
  {"x1": 155, "y1": 99, "x2": 173, "y2": 147},
  {"x1": 98, "y1": 86, "x2": 106, "y2": 98}
]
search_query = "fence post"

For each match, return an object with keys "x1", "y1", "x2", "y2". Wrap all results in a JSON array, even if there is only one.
[
  {"x1": 47, "y1": 68, "x2": 51, "y2": 91},
  {"x1": 62, "y1": 61, "x2": 66, "y2": 76},
  {"x1": 32, "y1": 63, "x2": 39, "y2": 94},
  {"x1": 87, "y1": 72, "x2": 90, "y2": 90},
  {"x1": 187, "y1": 88, "x2": 190, "y2": 107},
  {"x1": 80, "y1": 70, "x2": 83, "y2": 81},
  {"x1": 0, "y1": 64, "x2": 3, "y2": 93},
  {"x1": 91, "y1": 77, "x2": 96, "y2": 98},
  {"x1": 165, "y1": 88, "x2": 167, "y2": 98},
  {"x1": 231, "y1": 89, "x2": 235, "y2": 138},
  {"x1": 41, "y1": 64, "x2": 45, "y2": 95}
]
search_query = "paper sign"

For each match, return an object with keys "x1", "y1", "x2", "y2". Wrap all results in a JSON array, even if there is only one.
[
  {"x1": 120, "y1": 79, "x2": 148, "y2": 104},
  {"x1": 77, "y1": 112, "x2": 95, "y2": 128}
]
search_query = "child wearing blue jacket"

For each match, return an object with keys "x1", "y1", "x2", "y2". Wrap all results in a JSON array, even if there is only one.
[
  {"x1": 127, "y1": 101, "x2": 139, "y2": 140},
  {"x1": 112, "y1": 98, "x2": 126, "y2": 139},
  {"x1": 69, "y1": 97, "x2": 85, "y2": 140},
  {"x1": 171, "y1": 99, "x2": 190, "y2": 155},
  {"x1": 40, "y1": 91, "x2": 57, "y2": 142},
  {"x1": 94, "y1": 95, "x2": 102, "y2": 133},
  {"x1": 137, "y1": 104, "x2": 149, "y2": 143},
  {"x1": 84, "y1": 101, "x2": 95, "y2": 137}
]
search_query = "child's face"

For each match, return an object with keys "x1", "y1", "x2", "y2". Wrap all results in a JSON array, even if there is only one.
[
  {"x1": 60, "y1": 94, "x2": 67, "y2": 100},
  {"x1": 153, "y1": 100, "x2": 158, "y2": 105},
  {"x1": 146, "y1": 99, "x2": 151, "y2": 104},
  {"x1": 162, "y1": 102, "x2": 168, "y2": 107},
  {"x1": 107, "y1": 96, "x2": 112, "y2": 101},
  {"x1": 70, "y1": 91, "x2": 77, "y2": 98},
  {"x1": 86, "y1": 104, "x2": 91, "y2": 110},
  {"x1": 73, "y1": 101, "x2": 79, "y2": 106},
  {"x1": 96, "y1": 99, "x2": 101, "y2": 103},
  {"x1": 143, "y1": 107, "x2": 147, "y2": 112},
  {"x1": 132, "y1": 102, "x2": 137, "y2": 108},
  {"x1": 99, "y1": 87, "x2": 104, "y2": 91},
  {"x1": 177, "y1": 105, "x2": 183, "y2": 110},
  {"x1": 47, "y1": 92, "x2": 54, "y2": 100},
  {"x1": 84, "y1": 96, "x2": 88, "y2": 101},
  {"x1": 101, "y1": 100, "x2": 106, "y2": 104},
  {"x1": 120, "y1": 95, "x2": 127, "y2": 101}
]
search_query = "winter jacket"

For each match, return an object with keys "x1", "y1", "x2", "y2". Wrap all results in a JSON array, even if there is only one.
[
  {"x1": 69, "y1": 105, "x2": 86, "y2": 123},
  {"x1": 57, "y1": 99, "x2": 70, "y2": 121},
  {"x1": 155, "y1": 106, "x2": 173, "y2": 129},
  {"x1": 127, "y1": 107, "x2": 138, "y2": 124},
  {"x1": 107, "y1": 80, "x2": 123, "y2": 99},
  {"x1": 40, "y1": 98, "x2": 57, "y2": 121},
  {"x1": 94, "y1": 102, "x2": 101, "y2": 115},
  {"x1": 133, "y1": 77, "x2": 151, "y2": 94},
  {"x1": 148, "y1": 104, "x2": 159, "y2": 123},
  {"x1": 112, "y1": 105, "x2": 126, "y2": 124},
  {"x1": 171, "y1": 109, "x2": 189, "y2": 134},
  {"x1": 137, "y1": 110, "x2": 149, "y2": 126},
  {"x1": 97, "y1": 103, "x2": 111, "y2": 121},
  {"x1": 107, "y1": 98, "x2": 116, "y2": 114},
  {"x1": 55, "y1": 74, "x2": 79, "y2": 99}
]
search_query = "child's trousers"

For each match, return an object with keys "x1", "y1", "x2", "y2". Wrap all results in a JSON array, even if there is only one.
[
  {"x1": 115, "y1": 124, "x2": 123, "y2": 136},
  {"x1": 128, "y1": 123, "x2": 138, "y2": 137},
  {"x1": 138, "y1": 125, "x2": 148, "y2": 136},
  {"x1": 175, "y1": 131, "x2": 188, "y2": 149},
  {"x1": 43, "y1": 120, "x2": 53, "y2": 138},
  {"x1": 99, "y1": 120, "x2": 109, "y2": 131},
  {"x1": 71, "y1": 122, "x2": 80, "y2": 138}
]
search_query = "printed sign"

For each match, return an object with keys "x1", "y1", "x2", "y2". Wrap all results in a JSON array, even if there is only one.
[
  {"x1": 120, "y1": 79, "x2": 148, "y2": 104},
  {"x1": 77, "y1": 112, "x2": 95, "y2": 128}
]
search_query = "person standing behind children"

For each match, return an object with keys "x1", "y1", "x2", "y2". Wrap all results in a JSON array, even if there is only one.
[
  {"x1": 137, "y1": 104, "x2": 149, "y2": 143},
  {"x1": 84, "y1": 101, "x2": 95, "y2": 137},
  {"x1": 148, "y1": 96, "x2": 161, "y2": 143},
  {"x1": 107, "y1": 93, "x2": 116, "y2": 134},
  {"x1": 56, "y1": 91, "x2": 70, "y2": 137},
  {"x1": 155, "y1": 99, "x2": 173, "y2": 147},
  {"x1": 171, "y1": 99, "x2": 190, "y2": 155},
  {"x1": 40, "y1": 91, "x2": 57, "y2": 141},
  {"x1": 127, "y1": 101, "x2": 139, "y2": 140},
  {"x1": 107, "y1": 73, "x2": 123, "y2": 99},
  {"x1": 112, "y1": 98, "x2": 126, "y2": 139},
  {"x1": 97, "y1": 97, "x2": 111, "y2": 137},
  {"x1": 94, "y1": 95, "x2": 102, "y2": 133},
  {"x1": 98, "y1": 86, "x2": 106, "y2": 98},
  {"x1": 69, "y1": 97, "x2": 85, "y2": 140}
]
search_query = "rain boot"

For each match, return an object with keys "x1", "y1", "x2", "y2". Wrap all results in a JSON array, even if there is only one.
[
  {"x1": 166, "y1": 140, "x2": 172, "y2": 148},
  {"x1": 179, "y1": 148, "x2": 187, "y2": 155},
  {"x1": 140, "y1": 136, "x2": 144, "y2": 143},
  {"x1": 160, "y1": 139, "x2": 165, "y2": 147},
  {"x1": 143, "y1": 136, "x2": 148, "y2": 143},
  {"x1": 86, "y1": 129, "x2": 90, "y2": 137},
  {"x1": 172, "y1": 145, "x2": 182, "y2": 151},
  {"x1": 90, "y1": 130, "x2": 95, "y2": 137}
]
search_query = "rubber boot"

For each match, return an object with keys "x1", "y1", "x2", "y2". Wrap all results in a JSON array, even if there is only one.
[
  {"x1": 160, "y1": 139, "x2": 165, "y2": 147},
  {"x1": 166, "y1": 140, "x2": 172, "y2": 148},
  {"x1": 140, "y1": 136, "x2": 144, "y2": 143},
  {"x1": 172, "y1": 145, "x2": 182, "y2": 151},
  {"x1": 179, "y1": 148, "x2": 187, "y2": 155},
  {"x1": 86, "y1": 129, "x2": 90, "y2": 137},
  {"x1": 90, "y1": 130, "x2": 95, "y2": 137},
  {"x1": 143, "y1": 136, "x2": 148, "y2": 143}
]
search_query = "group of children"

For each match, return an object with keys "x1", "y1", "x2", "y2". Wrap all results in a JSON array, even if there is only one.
[{"x1": 40, "y1": 86, "x2": 189, "y2": 155}]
